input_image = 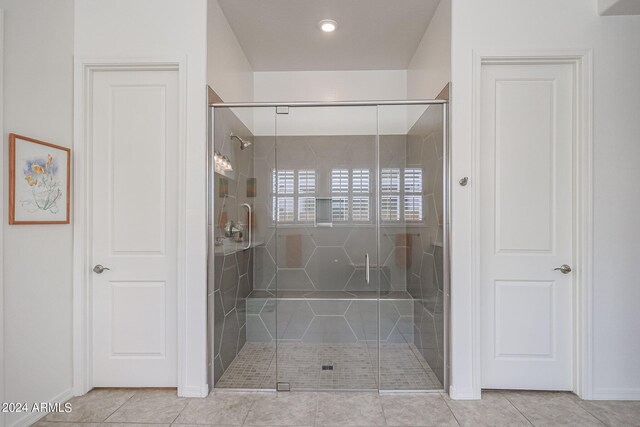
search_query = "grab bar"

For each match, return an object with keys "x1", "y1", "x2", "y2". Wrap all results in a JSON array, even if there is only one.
[{"x1": 241, "y1": 203, "x2": 252, "y2": 250}]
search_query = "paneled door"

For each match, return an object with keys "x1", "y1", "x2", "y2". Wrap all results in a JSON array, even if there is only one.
[
  {"x1": 91, "y1": 69, "x2": 179, "y2": 386},
  {"x1": 480, "y1": 62, "x2": 574, "y2": 390}
]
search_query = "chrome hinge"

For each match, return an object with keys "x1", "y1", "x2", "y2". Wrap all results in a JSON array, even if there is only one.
[{"x1": 276, "y1": 382, "x2": 291, "y2": 391}]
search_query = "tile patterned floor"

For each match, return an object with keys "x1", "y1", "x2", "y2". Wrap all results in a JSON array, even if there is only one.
[
  {"x1": 34, "y1": 388, "x2": 640, "y2": 426},
  {"x1": 215, "y1": 342, "x2": 441, "y2": 390}
]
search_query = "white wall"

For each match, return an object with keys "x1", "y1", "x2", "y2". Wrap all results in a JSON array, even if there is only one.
[
  {"x1": 405, "y1": 0, "x2": 450, "y2": 135},
  {"x1": 75, "y1": 0, "x2": 209, "y2": 397},
  {"x1": 253, "y1": 70, "x2": 407, "y2": 135},
  {"x1": 450, "y1": 0, "x2": 640, "y2": 399},
  {"x1": 254, "y1": 70, "x2": 407, "y2": 102},
  {"x1": 207, "y1": 0, "x2": 254, "y2": 132},
  {"x1": 207, "y1": 0, "x2": 253, "y2": 103},
  {"x1": 0, "y1": 1, "x2": 75, "y2": 425},
  {"x1": 407, "y1": 0, "x2": 451, "y2": 100}
]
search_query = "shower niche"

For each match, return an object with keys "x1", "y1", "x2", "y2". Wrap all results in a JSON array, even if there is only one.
[{"x1": 208, "y1": 101, "x2": 448, "y2": 392}]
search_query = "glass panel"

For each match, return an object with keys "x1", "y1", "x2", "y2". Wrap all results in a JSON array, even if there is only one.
[
  {"x1": 274, "y1": 106, "x2": 379, "y2": 391},
  {"x1": 209, "y1": 103, "x2": 447, "y2": 392},
  {"x1": 378, "y1": 104, "x2": 446, "y2": 390},
  {"x1": 209, "y1": 106, "x2": 271, "y2": 389}
]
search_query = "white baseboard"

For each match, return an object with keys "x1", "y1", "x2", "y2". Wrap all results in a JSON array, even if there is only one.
[
  {"x1": 449, "y1": 385, "x2": 481, "y2": 400},
  {"x1": 8, "y1": 388, "x2": 74, "y2": 427},
  {"x1": 590, "y1": 388, "x2": 640, "y2": 401},
  {"x1": 179, "y1": 384, "x2": 209, "y2": 398}
]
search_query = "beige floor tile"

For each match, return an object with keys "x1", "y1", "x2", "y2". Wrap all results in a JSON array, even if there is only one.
[
  {"x1": 105, "y1": 389, "x2": 188, "y2": 424},
  {"x1": 170, "y1": 425, "x2": 241, "y2": 427},
  {"x1": 216, "y1": 342, "x2": 440, "y2": 391},
  {"x1": 170, "y1": 425, "x2": 235, "y2": 427},
  {"x1": 381, "y1": 393, "x2": 458, "y2": 426},
  {"x1": 32, "y1": 423, "x2": 102, "y2": 427},
  {"x1": 443, "y1": 391, "x2": 531, "y2": 427},
  {"x1": 315, "y1": 392, "x2": 385, "y2": 426},
  {"x1": 243, "y1": 392, "x2": 317, "y2": 426},
  {"x1": 43, "y1": 388, "x2": 135, "y2": 422},
  {"x1": 37, "y1": 388, "x2": 640, "y2": 427},
  {"x1": 576, "y1": 400, "x2": 640, "y2": 427},
  {"x1": 173, "y1": 392, "x2": 256, "y2": 425},
  {"x1": 100, "y1": 424, "x2": 170, "y2": 427},
  {"x1": 168, "y1": 425, "x2": 218, "y2": 427},
  {"x1": 502, "y1": 391, "x2": 604, "y2": 426},
  {"x1": 36, "y1": 424, "x2": 170, "y2": 427}
]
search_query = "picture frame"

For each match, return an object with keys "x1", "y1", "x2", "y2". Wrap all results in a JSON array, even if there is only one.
[{"x1": 9, "y1": 133, "x2": 71, "y2": 224}]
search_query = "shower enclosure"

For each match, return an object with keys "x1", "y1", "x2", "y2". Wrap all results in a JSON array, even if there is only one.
[{"x1": 208, "y1": 100, "x2": 448, "y2": 392}]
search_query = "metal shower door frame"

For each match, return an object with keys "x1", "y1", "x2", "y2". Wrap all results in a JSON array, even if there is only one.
[{"x1": 209, "y1": 100, "x2": 450, "y2": 393}]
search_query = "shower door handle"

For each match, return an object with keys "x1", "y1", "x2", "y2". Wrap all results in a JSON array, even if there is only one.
[
  {"x1": 241, "y1": 203, "x2": 251, "y2": 251},
  {"x1": 365, "y1": 253, "x2": 370, "y2": 285}
]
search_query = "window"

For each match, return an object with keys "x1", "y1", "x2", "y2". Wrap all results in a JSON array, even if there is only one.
[
  {"x1": 331, "y1": 169, "x2": 349, "y2": 221},
  {"x1": 272, "y1": 169, "x2": 316, "y2": 223},
  {"x1": 298, "y1": 170, "x2": 316, "y2": 194},
  {"x1": 352, "y1": 169, "x2": 370, "y2": 193},
  {"x1": 352, "y1": 169, "x2": 370, "y2": 221},
  {"x1": 404, "y1": 168, "x2": 423, "y2": 222},
  {"x1": 352, "y1": 196, "x2": 370, "y2": 221},
  {"x1": 331, "y1": 169, "x2": 349, "y2": 193},
  {"x1": 273, "y1": 197, "x2": 294, "y2": 222},
  {"x1": 328, "y1": 168, "x2": 372, "y2": 223},
  {"x1": 331, "y1": 197, "x2": 349, "y2": 222},
  {"x1": 269, "y1": 166, "x2": 424, "y2": 224},
  {"x1": 298, "y1": 197, "x2": 316, "y2": 222},
  {"x1": 381, "y1": 168, "x2": 401, "y2": 221},
  {"x1": 297, "y1": 170, "x2": 316, "y2": 222},
  {"x1": 380, "y1": 167, "x2": 423, "y2": 222},
  {"x1": 272, "y1": 169, "x2": 294, "y2": 222}
]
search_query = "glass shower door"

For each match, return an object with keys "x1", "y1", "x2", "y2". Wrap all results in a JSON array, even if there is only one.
[
  {"x1": 273, "y1": 105, "x2": 380, "y2": 391},
  {"x1": 210, "y1": 102, "x2": 447, "y2": 392}
]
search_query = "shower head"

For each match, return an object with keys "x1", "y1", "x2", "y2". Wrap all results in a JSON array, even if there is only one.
[{"x1": 230, "y1": 133, "x2": 252, "y2": 150}]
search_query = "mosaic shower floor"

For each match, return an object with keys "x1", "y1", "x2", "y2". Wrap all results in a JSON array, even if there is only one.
[{"x1": 215, "y1": 342, "x2": 442, "y2": 390}]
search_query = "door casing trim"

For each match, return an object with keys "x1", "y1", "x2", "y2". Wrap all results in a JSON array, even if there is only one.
[
  {"x1": 0, "y1": 9, "x2": 5, "y2": 427},
  {"x1": 466, "y1": 50, "x2": 594, "y2": 399},
  {"x1": 72, "y1": 58, "x2": 188, "y2": 395}
]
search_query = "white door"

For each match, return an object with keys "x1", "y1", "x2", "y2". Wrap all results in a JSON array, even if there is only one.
[
  {"x1": 91, "y1": 69, "x2": 179, "y2": 386},
  {"x1": 480, "y1": 62, "x2": 574, "y2": 390}
]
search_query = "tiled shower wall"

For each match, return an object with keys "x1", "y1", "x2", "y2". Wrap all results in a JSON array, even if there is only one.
[
  {"x1": 208, "y1": 108, "x2": 255, "y2": 386},
  {"x1": 246, "y1": 134, "x2": 419, "y2": 346},
  {"x1": 405, "y1": 105, "x2": 446, "y2": 385},
  {"x1": 246, "y1": 297, "x2": 414, "y2": 344},
  {"x1": 251, "y1": 135, "x2": 411, "y2": 293},
  {"x1": 211, "y1": 249, "x2": 252, "y2": 386}
]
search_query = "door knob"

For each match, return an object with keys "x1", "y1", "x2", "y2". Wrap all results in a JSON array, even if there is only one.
[
  {"x1": 93, "y1": 264, "x2": 111, "y2": 274},
  {"x1": 553, "y1": 264, "x2": 572, "y2": 274}
]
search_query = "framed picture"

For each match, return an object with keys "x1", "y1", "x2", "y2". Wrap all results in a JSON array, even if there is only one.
[{"x1": 9, "y1": 133, "x2": 71, "y2": 224}]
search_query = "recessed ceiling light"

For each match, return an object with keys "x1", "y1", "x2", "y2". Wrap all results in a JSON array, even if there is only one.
[{"x1": 319, "y1": 19, "x2": 337, "y2": 33}]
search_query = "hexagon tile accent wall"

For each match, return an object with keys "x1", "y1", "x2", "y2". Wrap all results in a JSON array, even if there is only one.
[
  {"x1": 405, "y1": 104, "x2": 446, "y2": 385},
  {"x1": 246, "y1": 296, "x2": 414, "y2": 345},
  {"x1": 211, "y1": 249, "x2": 253, "y2": 385}
]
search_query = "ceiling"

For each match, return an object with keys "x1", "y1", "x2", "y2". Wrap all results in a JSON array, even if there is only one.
[
  {"x1": 599, "y1": 0, "x2": 640, "y2": 15},
  {"x1": 217, "y1": 0, "x2": 441, "y2": 71}
]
